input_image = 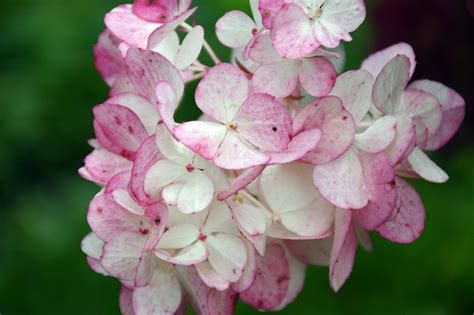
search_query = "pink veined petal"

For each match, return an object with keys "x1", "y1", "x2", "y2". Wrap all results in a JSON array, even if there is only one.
[
  {"x1": 406, "y1": 147, "x2": 449, "y2": 183},
  {"x1": 143, "y1": 203, "x2": 169, "y2": 251},
  {"x1": 133, "y1": 265, "x2": 182, "y2": 315},
  {"x1": 354, "y1": 152, "x2": 397, "y2": 231},
  {"x1": 205, "y1": 234, "x2": 247, "y2": 283},
  {"x1": 81, "y1": 233, "x2": 105, "y2": 260},
  {"x1": 101, "y1": 232, "x2": 146, "y2": 281},
  {"x1": 107, "y1": 93, "x2": 159, "y2": 135},
  {"x1": 214, "y1": 131, "x2": 270, "y2": 170},
  {"x1": 330, "y1": 209, "x2": 357, "y2": 292},
  {"x1": 94, "y1": 103, "x2": 149, "y2": 156},
  {"x1": 267, "y1": 129, "x2": 322, "y2": 165},
  {"x1": 409, "y1": 80, "x2": 466, "y2": 151},
  {"x1": 105, "y1": 171, "x2": 131, "y2": 195},
  {"x1": 94, "y1": 30, "x2": 125, "y2": 86},
  {"x1": 259, "y1": 163, "x2": 316, "y2": 213},
  {"x1": 177, "y1": 171, "x2": 214, "y2": 214},
  {"x1": 259, "y1": 0, "x2": 286, "y2": 29},
  {"x1": 248, "y1": 34, "x2": 285, "y2": 64},
  {"x1": 217, "y1": 165, "x2": 265, "y2": 201},
  {"x1": 385, "y1": 114, "x2": 417, "y2": 166},
  {"x1": 157, "y1": 224, "x2": 200, "y2": 249},
  {"x1": 175, "y1": 25, "x2": 204, "y2": 70},
  {"x1": 174, "y1": 121, "x2": 227, "y2": 161},
  {"x1": 399, "y1": 88, "x2": 443, "y2": 144},
  {"x1": 195, "y1": 63, "x2": 250, "y2": 123},
  {"x1": 119, "y1": 286, "x2": 135, "y2": 315},
  {"x1": 240, "y1": 244, "x2": 290, "y2": 311},
  {"x1": 132, "y1": 0, "x2": 178, "y2": 23},
  {"x1": 275, "y1": 245, "x2": 306, "y2": 311},
  {"x1": 196, "y1": 261, "x2": 230, "y2": 291},
  {"x1": 252, "y1": 61, "x2": 299, "y2": 98},
  {"x1": 355, "y1": 116, "x2": 397, "y2": 153},
  {"x1": 285, "y1": 238, "x2": 333, "y2": 266},
  {"x1": 156, "y1": 80, "x2": 179, "y2": 132},
  {"x1": 147, "y1": 8, "x2": 197, "y2": 49},
  {"x1": 271, "y1": 4, "x2": 318, "y2": 59},
  {"x1": 82, "y1": 148, "x2": 132, "y2": 185},
  {"x1": 293, "y1": 96, "x2": 356, "y2": 164},
  {"x1": 125, "y1": 48, "x2": 184, "y2": 104},
  {"x1": 235, "y1": 93, "x2": 292, "y2": 152},
  {"x1": 298, "y1": 57, "x2": 337, "y2": 97},
  {"x1": 206, "y1": 289, "x2": 238, "y2": 315},
  {"x1": 216, "y1": 11, "x2": 257, "y2": 48},
  {"x1": 313, "y1": 149, "x2": 370, "y2": 210},
  {"x1": 155, "y1": 241, "x2": 208, "y2": 266},
  {"x1": 362, "y1": 42, "x2": 417, "y2": 79},
  {"x1": 373, "y1": 55, "x2": 411, "y2": 114},
  {"x1": 377, "y1": 177, "x2": 426, "y2": 244},
  {"x1": 105, "y1": 4, "x2": 162, "y2": 49},
  {"x1": 331, "y1": 69, "x2": 374, "y2": 124},
  {"x1": 231, "y1": 241, "x2": 258, "y2": 293}
]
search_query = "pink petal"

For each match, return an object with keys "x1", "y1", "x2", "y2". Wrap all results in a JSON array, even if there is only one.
[
  {"x1": 409, "y1": 80, "x2": 465, "y2": 151},
  {"x1": 330, "y1": 209, "x2": 357, "y2": 292},
  {"x1": 362, "y1": 42, "x2": 417, "y2": 79},
  {"x1": 125, "y1": 48, "x2": 184, "y2": 104},
  {"x1": 119, "y1": 286, "x2": 135, "y2": 315},
  {"x1": 385, "y1": 114, "x2": 417, "y2": 166},
  {"x1": 275, "y1": 245, "x2": 306, "y2": 311},
  {"x1": 132, "y1": 0, "x2": 179, "y2": 23},
  {"x1": 377, "y1": 177, "x2": 426, "y2": 244},
  {"x1": 259, "y1": 0, "x2": 286, "y2": 29},
  {"x1": 231, "y1": 241, "x2": 258, "y2": 293},
  {"x1": 294, "y1": 96, "x2": 356, "y2": 164},
  {"x1": 235, "y1": 93, "x2": 292, "y2": 152},
  {"x1": 196, "y1": 261, "x2": 230, "y2": 291},
  {"x1": 156, "y1": 80, "x2": 179, "y2": 132},
  {"x1": 267, "y1": 129, "x2": 322, "y2": 165},
  {"x1": 285, "y1": 238, "x2": 333, "y2": 266},
  {"x1": 206, "y1": 289, "x2": 238, "y2": 315},
  {"x1": 82, "y1": 148, "x2": 132, "y2": 185},
  {"x1": 248, "y1": 34, "x2": 284, "y2": 64},
  {"x1": 313, "y1": 149, "x2": 369, "y2": 210},
  {"x1": 94, "y1": 30, "x2": 125, "y2": 86},
  {"x1": 331, "y1": 69, "x2": 373, "y2": 124},
  {"x1": 298, "y1": 57, "x2": 337, "y2": 97},
  {"x1": 271, "y1": 4, "x2": 318, "y2": 59},
  {"x1": 110, "y1": 73, "x2": 136, "y2": 97},
  {"x1": 174, "y1": 121, "x2": 227, "y2": 161},
  {"x1": 240, "y1": 244, "x2": 290, "y2": 311},
  {"x1": 195, "y1": 63, "x2": 250, "y2": 123},
  {"x1": 130, "y1": 136, "x2": 162, "y2": 205},
  {"x1": 216, "y1": 10, "x2": 257, "y2": 48},
  {"x1": 251, "y1": 61, "x2": 299, "y2": 98},
  {"x1": 373, "y1": 55, "x2": 411, "y2": 114},
  {"x1": 94, "y1": 103, "x2": 149, "y2": 157},
  {"x1": 217, "y1": 165, "x2": 265, "y2": 201},
  {"x1": 105, "y1": 4, "x2": 162, "y2": 49},
  {"x1": 355, "y1": 116, "x2": 397, "y2": 153},
  {"x1": 214, "y1": 131, "x2": 270, "y2": 170}
]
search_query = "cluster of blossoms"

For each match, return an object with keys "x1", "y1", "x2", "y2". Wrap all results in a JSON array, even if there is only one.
[{"x1": 80, "y1": 0, "x2": 466, "y2": 314}]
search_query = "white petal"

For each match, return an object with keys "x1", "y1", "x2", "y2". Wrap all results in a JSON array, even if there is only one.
[
  {"x1": 157, "y1": 224, "x2": 200, "y2": 249},
  {"x1": 407, "y1": 147, "x2": 449, "y2": 183},
  {"x1": 205, "y1": 234, "x2": 247, "y2": 283}
]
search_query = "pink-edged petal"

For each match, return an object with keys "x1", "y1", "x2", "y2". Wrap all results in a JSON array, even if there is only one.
[
  {"x1": 217, "y1": 165, "x2": 265, "y2": 201},
  {"x1": 107, "y1": 93, "x2": 159, "y2": 135},
  {"x1": 83, "y1": 148, "x2": 132, "y2": 185},
  {"x1": 331, "y1": 69, "x2": 373, "y2": 124},
  {"x1": 409, "y1": 80, "x2": 465, "y2": 151},
  {"x1": 216, "y1": 11, "x2": 257, "y2": 48},
  {"x1": 175, "y1": 25, "x2": 204, "y2": 69},
  {"x1": 240, "y1": 244, "x2": 290, "y2": 311},
  {"x1": 406, "y1": 147, "x2": 449, "y2": 183},
  {"x1": 330, "y1": 209, "x2": 357, "y2": 292},
  {"x1": 271, "y1": 4, "x2": 318, "y2": 59},
  {"x1": 94, "y1": 103, "x2": 149, "y2": 156},
  {"x1": 133, "y1": 265, "x2": 182, "y2": 315},
  {"x1": 259, "y1": 0, "x2": 286, "y2": 29},
  {"x1": 155, "y1": 123, "x2": 194, "y2": 165},
  {"x1": 155, "y1": 241, "x2": 208, "y2": 265},
  {"x1": 373, "y1": 55, "x2": 411, "y2": 114},
  {"x1": 294, "y1": 96, "x2": 356, "y2": 164},
  {"x1": 286, "y1": 238, "x2": 333, "y2": 266},
  {"x1": 177, "y1": 171, "x2": 214, "y2": 214},
  {"x1": 174, "y1": 121, "x2": 227, "y2": 160},
  {"x1": 132, "y1": 0, "x2": 179, "y2": 23},
  {"x1": 268, "y1": 129, "x2": 322, "y2": 165},
  {"x1": 94, "y1": 30, "x2": 124, "y2": 86},
  {"x1": 355, "y1": 116, "x2": 397, "y2": 153},
  {"x1": 385, "y1": 114, "x2": 417, "y2": 166},
  {"x1": 125, "y1": 48, "x2": 184, "y2": 104},
  {"x1": 105, "y1": 5, "x2": 162, "y2": 49},
  {"x1": 298, "y1": 57, "x2": 337, "y2": 97},
  {"x1": 130, "y1": 136, "x2": 162, "y2": 205},
  {"x1": 196, "y1": 261, "x2": 230, "y2": 291},
  {"x1": 105, "y1": 171, "x2": 131, "y2": 194},
  {"x1": 231, "y1": 241, "x2": 258, "y2": 293},
  {"x1": 377, "y1": 177, "x2": 425, "y2": 243},
  {"x1": 228, "y1": 199, "x2": 268, "y2": 237},
  {"x1": 195, "y1": 63, "x2": 250, "y2": 123},
  {"x1": 248, "y1": 34, "x2": 284, "y2": 64},
  {"x1": 214, "y1": 131, "x2": 270, "y2": 170},
  {"x1": 313, "y1": 149, "x2": 369, "y2": 210},
  {"x1": 101, "y1": 232, "x2": 146, "y2": 280},
  {"x1": 235, "y1": 93, "x2": 292, "y2": 152},
  {"x1": 143, "y1": 203, "x2": 169, "y2": 251},
  {"x1": 252, "y1": 61, "x2": 299, "y2": 98},
  {"x1": 120, "y1": 286, "x2": 135, "y2": 315},
  {"x1": 362, "y1": 42, "x2": 417, "y2": 79},
  {"x1": 112, "y1": 189, "x2": 145, "y2": 216},
  {"x1": 205, "y1": 234, "x2": 247, "y2": 283},
  {"x1": 155, "y1": 80, "x2": 179, "y2": 131}
]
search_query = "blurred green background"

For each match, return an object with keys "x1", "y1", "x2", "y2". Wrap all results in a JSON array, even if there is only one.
[{"x1": 0, "y1": 1, "x2": 473, "y2": 314}]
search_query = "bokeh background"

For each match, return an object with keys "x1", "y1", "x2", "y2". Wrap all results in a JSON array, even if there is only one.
[{"x1": 1, "y1": 0, "x2": 473, "y2": 314}]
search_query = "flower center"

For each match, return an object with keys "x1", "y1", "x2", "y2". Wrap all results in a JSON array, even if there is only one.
[
  {"x1": 233, "y1": 192, "x2": 244, "y2": 204},
  {"x1": 186, "y1": 163, "x2": 195, "y2": 172},
  {"x1": 309, "y1": 3, "x2": 324, "y2": 20},
  {"x1": 227, "y1": 121, "x2": 238, "y2": 131}
]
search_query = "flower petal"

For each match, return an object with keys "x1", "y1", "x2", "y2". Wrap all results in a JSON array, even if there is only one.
[
  {"x1": 175, "y1": 25, "x2": 205, "y2": 69},
  {"x1": 157, "y1": 224, "x2": 200, "y2": 249},
  {"x1": 362, "y1": 42, "x2": 416, "y2": 79},
  {"x1": 267, "y1": 129, "x2": 322, "y2": 165},
  {"x1": 177, "y1": 171, "x2": 214, "y2": 214},
  {"x1": 205, "y1": 234, "x2": 247, "y2": 283},
  {"x1": 251, "y1": 61, "x2": 299, "y2": 98},
  {"x1": 216, "y1": 11, "x2": 257, "y2": 48},
  {"x1": 94, "y1": 30, "x2": 124, "y2": 86},
  {"x1": 285, "y1": 238, "x2": 333, "y2": 266},
  {"x1": 217, "y1": 165, "x2": 265, "y2": 201},
  {"x1": 196, "y1": 261, "x2": 230, "y2": 291},
  {"x1": 406, "y1": 147, "x2": 449, "y2": 183},
  {"x1": 82, "y1": 148, "x2": 132, "y2": 185},
  {"x1": 355, "y1": 116, "x2": 397, "y2": 153},
  {"x1": 298, "y1": 57, "x2": 337, "y2": 97}
]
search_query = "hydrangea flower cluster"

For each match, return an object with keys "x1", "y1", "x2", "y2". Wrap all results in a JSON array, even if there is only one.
[{"x1": 80, "y1": 0, "x2": 466, "y2": 313}]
